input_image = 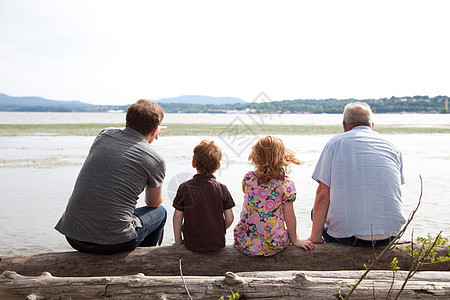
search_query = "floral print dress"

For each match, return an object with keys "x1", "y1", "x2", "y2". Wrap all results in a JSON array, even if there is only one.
[{"x1": 233, "y1": 171, "x2": 296, "y2": 256}]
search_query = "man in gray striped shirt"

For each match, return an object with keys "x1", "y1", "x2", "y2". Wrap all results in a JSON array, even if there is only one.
[{"x1": 56, "y1": 100, "x2": 167, "y2": 254}]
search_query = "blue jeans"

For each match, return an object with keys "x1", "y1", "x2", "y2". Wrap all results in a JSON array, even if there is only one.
[
  {"x1": 322, "y1": 227, "x2": 394, "y2": 247},
  {"x1": 311, "y1": 209, "x2": 394, "y2": 247},
  {"x1": 134, "y1": 205, "x2": 167, "y2": 247},
  {"x1": 67, "y1": 205, "x2": 167, "y2": 254}
]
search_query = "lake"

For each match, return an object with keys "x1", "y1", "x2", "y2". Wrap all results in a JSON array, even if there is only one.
[
  {"x1": 1, "y1": 111, "x2": 450, "y2": 127},
  {"x1": 0, "y1": 112, "x2": 449, "y2": 255}
]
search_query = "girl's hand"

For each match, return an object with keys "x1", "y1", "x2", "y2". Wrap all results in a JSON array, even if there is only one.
[
  {"x1": 292, "y1": 239, "x2": 315, "y2": 251},
  {"x1": 173, "y1": 240, "x2": 183, "y2": 245}
]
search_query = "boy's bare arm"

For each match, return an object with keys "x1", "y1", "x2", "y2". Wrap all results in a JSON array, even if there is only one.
[
  {"x1": 173, "y1": 209, "x2": 184, "y2": 245},
  {"x1": 224, "y1": 209, "x2": 234, "y2": 229},
  {"x1": 145, "y1": 185, "x2": 163, "y2": 207}
]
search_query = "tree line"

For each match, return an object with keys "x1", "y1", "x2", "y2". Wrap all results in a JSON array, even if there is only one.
[
  {"x1": 158, "y1": 96, "x2": 449, "y2": 114},
  {"x1": 1, "y1": 96, "x2": 448, "y2": 113}
]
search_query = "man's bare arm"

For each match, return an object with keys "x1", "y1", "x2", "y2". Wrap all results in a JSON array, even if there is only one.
[
  {"x1": 145, "y1": 185, "x2": 163, "y2": 208},
  {"x1": 308, "y1": 181, "x2": 330, "y2": 243}
]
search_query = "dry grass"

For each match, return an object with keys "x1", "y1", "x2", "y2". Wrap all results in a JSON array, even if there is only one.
[{"x1": 1, "y1": 123, "x2": 449, "y2": 136}]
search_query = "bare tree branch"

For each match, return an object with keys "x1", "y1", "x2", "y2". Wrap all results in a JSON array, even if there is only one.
[{"x1": 179, "y1": 258, "x2": 193, "y2": 300}]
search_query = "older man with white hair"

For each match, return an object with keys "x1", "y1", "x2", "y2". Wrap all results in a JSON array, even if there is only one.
[{"x1": 308, "y1": 102, "x2": 406, "y2": 247}]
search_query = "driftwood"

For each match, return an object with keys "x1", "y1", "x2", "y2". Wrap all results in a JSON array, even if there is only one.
[
  {"x1": 1, "y1": 244, "x2": 449, "y2": 277},
  {"x1": 1, "y1": 270, "x2": 449, "y2": 299}
]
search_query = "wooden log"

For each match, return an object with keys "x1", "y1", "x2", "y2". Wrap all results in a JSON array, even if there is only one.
[
  {"x1": 0, "y1": 243, "x2": 448, "y2": 277},
  {"x1": 1, "y1": 270, "x2": 449, "y2": 299}
]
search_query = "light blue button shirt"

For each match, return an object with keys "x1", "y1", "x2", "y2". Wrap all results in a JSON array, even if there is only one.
[{"x1": 312, "y1": 126, "x2": 406, "y2": 238}]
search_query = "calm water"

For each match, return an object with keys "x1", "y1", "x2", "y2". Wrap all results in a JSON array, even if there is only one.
[
  {"x1": 0, "y1": 112, "x2": 449, "y2": 255},
  {"x1": 1, "y1": 111, "x2": 450, "y2": 127}
]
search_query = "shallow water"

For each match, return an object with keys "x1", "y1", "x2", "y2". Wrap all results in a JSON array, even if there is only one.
[
  {"x1": 1, "y1": 131, "x2": 449, "y2": 255},
  {"x1": 1, "y1": 111, "x2": 450, "y2": 127}
]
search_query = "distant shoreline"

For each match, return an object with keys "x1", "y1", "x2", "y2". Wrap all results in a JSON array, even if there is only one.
[
  {"x1": 1, "y1": 123, "x2": 449, "y2": 137},
  {"x1": 1, "y1": 93, "x2": 448, "y2": 114}
]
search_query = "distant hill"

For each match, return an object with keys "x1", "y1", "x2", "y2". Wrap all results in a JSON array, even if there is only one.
[
  {"x1": 0, "y1": 93, "x2": 93, "y2": 111},
  {"x1": 156, "y1": 95, "x2": 246, "y2": 105},
  {"x1": 0, "y1": 92, "x2": 447, "y2": 114},
  {"x1": 0, "y1": 93, "x2": 247, "y2": 112}
]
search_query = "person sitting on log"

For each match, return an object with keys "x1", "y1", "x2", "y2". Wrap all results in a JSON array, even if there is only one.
[
  {"x1": 308, "y1": 102, "x2": 406, "y2": 247},
  {"x1": 55, "y1": 100, "x2": 167, "y2": 254},
  {"x1": 172, "y1": 140, "x2": 235, "y2": 251},
  {"x1": 234, "y1": 136, "x2": 314, "y2": 256}
]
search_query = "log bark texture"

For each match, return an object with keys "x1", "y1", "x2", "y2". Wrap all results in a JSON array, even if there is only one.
[
  {"x1": 0, "y1": 243, "x2": 449, "y2": 277},
  {"x1": 1, "y1": 270, "x2": 449, "y2": 299}
]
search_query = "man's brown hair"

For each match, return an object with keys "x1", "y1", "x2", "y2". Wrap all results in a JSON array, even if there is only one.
[
  {"x1": 126, "y1": 99, "x2": 164, "y2": 136},
  {"x1": 193, "y1": 140, "x2": 222, "y2": 175}
]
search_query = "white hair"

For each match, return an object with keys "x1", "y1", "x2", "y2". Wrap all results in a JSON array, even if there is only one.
[{"x1": 343, "y1": 102, "x2": 372, "y2": 129}]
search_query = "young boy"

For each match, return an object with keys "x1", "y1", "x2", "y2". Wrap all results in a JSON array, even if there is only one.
[{"x1": 172, "y1": 140, "x2": 235, "y2": 251}]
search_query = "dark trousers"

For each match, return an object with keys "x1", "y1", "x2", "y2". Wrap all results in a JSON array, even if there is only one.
[
  {"x1": 311, "y1": 208, "x2": 394, "y2": 247},
  {"x1": 322, "y1": 228, "x2": 394, "y2": 247},
  {"x1": 67, "y1": 206, "x2": 167, "y2": 255}
]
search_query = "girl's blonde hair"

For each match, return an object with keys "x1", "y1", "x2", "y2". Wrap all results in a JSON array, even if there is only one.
[{"x1": 249, "y1": 136, "x2": 301, "y2": 183}]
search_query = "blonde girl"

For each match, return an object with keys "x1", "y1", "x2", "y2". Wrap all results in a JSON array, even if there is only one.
[{"x1": 233, "y1": 136, "x2": 314, "y2": 256}]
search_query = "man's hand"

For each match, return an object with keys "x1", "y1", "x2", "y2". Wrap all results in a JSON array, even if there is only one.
[
  {"x1": 307, "y1": 236, "x2": 324, "y2": 244},
  {"x1": 155, "y1": 126, "x2": 167, "y2": 140}
]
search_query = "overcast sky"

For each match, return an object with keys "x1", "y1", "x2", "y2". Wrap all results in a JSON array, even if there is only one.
[{"x1": 1, "y1": 0, "x2": 449, "y2": 105}]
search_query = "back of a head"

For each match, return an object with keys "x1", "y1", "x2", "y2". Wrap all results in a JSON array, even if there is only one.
[
  {"x1": 343, "y1": 102, "x2": 373, "y2": 130},
  {"x1": 126, "y1": 100, "x2": 164, "y2": 136},
  {"x1": 249, "y1": 135, "x2": 301, "y2": 183},
  {"x1": 193, "y1": 140, "x2": 222, "y2": 175}
]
